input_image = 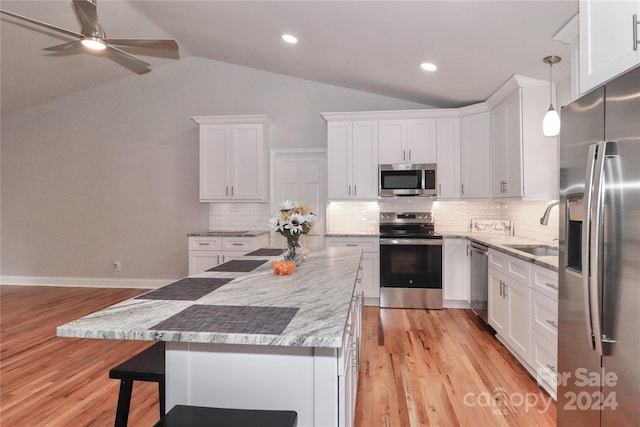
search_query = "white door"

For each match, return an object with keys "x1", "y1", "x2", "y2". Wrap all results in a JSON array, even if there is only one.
[{"x1": 271, "y1": 149, "x2": 327, "y2": 248}]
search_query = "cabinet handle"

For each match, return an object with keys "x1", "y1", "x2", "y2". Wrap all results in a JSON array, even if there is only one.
[
  {"x1": 408, "y1": 149, "x2": 411, "y2": 161},
  {"x1": 226, "y1": 186, "x2": 229, "y2": 196},
  {"x1": 231, "y1": 243, "x2": 243, "y2": 246},
  {"x1": 217, "y1": 254, "x2": 221, "y2": 264},
  {"x1": 403, "y1": 149, "x2": 406, "y2": 161},
  {"x1": 348, "y1": 184, "x2": 351, "y2": 196},
  {"x1": 231, "y1": 186, "x2": 234, "y2": 196},
  {"x1": 546, "y1": 363, "x2": 557, "y2": 373},
  {"x1": 461, "y1": 183, "x2": 464, "y2": 195},
  {"x1": 499, "y1": 280, "x2": 503, "y2": 297},
  {"x1": 546, "y1": 319, "x2": 558, "y2": 329},
  {"x1": 545, "y1": 282, "x2": 558, "y2": 291},
  {"x1": 198, "y1": 242, "x2": 211, "y2": 246},
  {"x1": 354, "y1": 184, "x2": 357, "y2": 196},
  {"x1": 346, "y1": 244, "x2": 358, "y2": 247},
  {"x1": 634, "y1": 14, "x2": 639, "y2": 51},
  {"x1": 438, "y1": 184, "x2": 442, "y2": 195}
]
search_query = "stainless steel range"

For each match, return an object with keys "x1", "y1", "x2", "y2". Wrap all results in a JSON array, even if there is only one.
[{"x1": 379, "y1": 211, "x2": 443, "y2": 309}]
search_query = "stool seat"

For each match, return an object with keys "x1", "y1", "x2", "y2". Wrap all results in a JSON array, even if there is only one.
[
  {"x1": 154, "y1": 405, "x2": 298, "y2": 427},
  {"x1": 109, "y1": 342, "x2": 165, "y2": 427}
]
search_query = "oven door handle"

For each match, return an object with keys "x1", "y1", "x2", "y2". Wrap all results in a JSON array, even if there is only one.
[{"x1": 379, "y1": 238, "x2": 442, "y2": 246}]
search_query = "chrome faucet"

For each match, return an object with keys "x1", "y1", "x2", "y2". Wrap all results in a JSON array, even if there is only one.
[{"x1": 540, "y1": 201, "x2": 560, "y2": 225}]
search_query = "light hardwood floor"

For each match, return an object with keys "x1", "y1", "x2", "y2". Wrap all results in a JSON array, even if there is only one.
[{"x1": 0, "y1": 286, "x2": 556, "y2": 426}]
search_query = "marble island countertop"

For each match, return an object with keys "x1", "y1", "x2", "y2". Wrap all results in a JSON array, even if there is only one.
[{"x1": 56, "y1": 247, "x2": 363, "y2": 348}]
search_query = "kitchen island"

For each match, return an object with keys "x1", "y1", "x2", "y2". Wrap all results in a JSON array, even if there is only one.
[{"x1": 57, "y1": 247, "x2": 363, "y2": 427}]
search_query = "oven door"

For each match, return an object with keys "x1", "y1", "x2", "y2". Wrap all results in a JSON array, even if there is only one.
[{"x1": 379, "y1": 239, "x2": 442, "y2": 289}]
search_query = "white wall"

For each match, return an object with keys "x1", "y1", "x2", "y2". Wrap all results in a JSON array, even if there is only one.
[{"x1": 0, "y1": 57, "x2": 432, "y2": 285}]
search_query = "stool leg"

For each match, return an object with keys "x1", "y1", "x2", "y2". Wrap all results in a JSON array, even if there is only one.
[
  {"x1": 158, "y1": 381, "x2": 165, "y2": 417},
  {"x1": 114, "y1": 379, "x2": 133, "y2": 427}
]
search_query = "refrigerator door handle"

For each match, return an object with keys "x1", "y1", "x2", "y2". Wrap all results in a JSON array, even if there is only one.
[
  {"x1": 589, "y1": 140, "x2": 615, "y2": 356},
  {"x1": 582, "y1": 143, "x2": 598, "y2": 351}
]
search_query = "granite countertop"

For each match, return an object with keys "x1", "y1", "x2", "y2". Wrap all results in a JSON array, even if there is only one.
[
  {"x1": 442, "y1": 232, "x2": 559, "y2": 272},
  {"x1": 56, "y1": 247, "x2": 363, "y2": 348},
  {"x1": 188, "y1": 230, "x2": 270, "y2": 237}
]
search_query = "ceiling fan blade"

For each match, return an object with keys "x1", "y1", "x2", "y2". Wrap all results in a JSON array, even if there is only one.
[
  {"x1": 0, "y1": 8, "x2": 83, "y2": 39},
  {"x1": 43, "y1": 41, "x2": 83, "y2": 52},
  {"x1": 106, "y1": 45, "x2": 151, "y2": 74},
  {"x1": 72, "y1": 0, "x2": 100, "y2": 37},
  {"x1": 104, "y1": 38, "x2": 179, "y2": 51}
]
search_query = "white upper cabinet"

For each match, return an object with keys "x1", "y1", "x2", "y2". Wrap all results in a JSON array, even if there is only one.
[
  {"x1": 579, "y1": 0, "x2": 640, "y2": 95},
  {"x1": 192, "y1": 115, "x2": 270, "y2": 202},
  {"x1": 460, "y1": 111, "x2": 492, "y2": 199},
  {"x1": 435, "y1": 118, "x2": 461, "y2": 199},
  {"x1": 326, "y1": 121, "x2": 378, "y2": 200},
  {"x1": 378, "y1": 119, "x2": 436, "y2": 164},
  {"x1": 489, "y1": 77, "x2": 558, "y2": 200}
]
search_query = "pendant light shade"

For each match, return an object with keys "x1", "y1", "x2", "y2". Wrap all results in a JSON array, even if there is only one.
[
  {"x1": 543, "y1": 105, "x2": 561, "y2": 137},
  {"x1": 542, "y1": 56, "x2": 561, "y2": 137}
]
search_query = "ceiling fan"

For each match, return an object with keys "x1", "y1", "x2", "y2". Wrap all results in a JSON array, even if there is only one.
[{"x1": 0, "y1": 0, "x2": 178, "y2": 74}]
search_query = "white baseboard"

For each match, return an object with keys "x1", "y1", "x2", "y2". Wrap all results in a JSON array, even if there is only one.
[
  {"x1": 443, "y1": 299, "x2": 471, "y2": 309},
  {"x1": 0, "y1": 275, "x2": 170, "y2": 289}
]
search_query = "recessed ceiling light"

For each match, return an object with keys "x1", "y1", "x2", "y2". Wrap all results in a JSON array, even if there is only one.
[
  {"x1": 282, "y1": 34, "x2": 298, "y2": 44},
  {"x1": 420, "y1": 62, "x2": 437, "y2": 72}
]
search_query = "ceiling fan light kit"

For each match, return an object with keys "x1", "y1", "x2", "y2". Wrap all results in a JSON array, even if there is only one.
[
  {"x1": 542, "y1": 55, "x2": 561, "y2": 137},
  {"x1": 0, "y1": 0, "x2": 178, "y2": 73}
]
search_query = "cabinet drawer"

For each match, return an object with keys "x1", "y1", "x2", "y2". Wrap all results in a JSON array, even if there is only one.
[
  {"x1": 531, "y1": 330, "x2": 558, "y2": 396},
  {"x1": 505, "y1": 255, "x2": 530, "y2": 282},
  {"x1": 326, "y1": 237, "x2": 380, "y2": 253},
  {"x1": 222, "y1": 237, "x2": 254, "y2": 252},
  {"x1": 189, "y1": 237, "x2": 222, "y2": 251},
  {"x1": 488, "y1": 249, "x2": 507, "y2": 271},
  {"x1": 531, "y1": 289, "x2": 558, "y2": 345},
  {"x1": 531, "y1": 265, "x2": 558, "y2": 300}
]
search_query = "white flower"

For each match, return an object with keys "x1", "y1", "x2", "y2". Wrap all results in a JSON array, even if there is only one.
[
  {"x1": 279, "y1": 200, "x2": 298, "y2": 210},
  {"x1": 269, "y1": 215, "x2": 284, "y2": 232},
  {"x1": 284, "y1": 213, "x2": 305, "y2": 234}
]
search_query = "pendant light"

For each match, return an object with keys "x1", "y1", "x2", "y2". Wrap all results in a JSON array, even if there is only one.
[{"x1": 542, "y1": 55, "x2": 562, "y2": 137}]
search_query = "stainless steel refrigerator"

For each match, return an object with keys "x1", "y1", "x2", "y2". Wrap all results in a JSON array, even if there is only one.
[{"x1": 558, "y1": 65, "x2": 639, "y2": 426}]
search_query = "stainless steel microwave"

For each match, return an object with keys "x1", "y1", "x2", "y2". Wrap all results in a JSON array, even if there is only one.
[{"x1": 379, "y1": 163, "x2": 437, "y2": 197}]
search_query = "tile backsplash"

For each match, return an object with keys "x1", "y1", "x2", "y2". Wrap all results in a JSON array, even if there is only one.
[
  {"x1": 208, "y1": 199, "x2": 560, "y2": 245},
  {"x1": 324, "y1": 199, "x2": 560, "y2": 244}
]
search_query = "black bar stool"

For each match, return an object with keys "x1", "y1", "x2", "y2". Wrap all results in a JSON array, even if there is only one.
[
  {"x1": 154, "y1": 405, "x2": 298, "y2": 427},
  {"x1": 109, "y1": 342, "x2": 165, "y2": 427}
]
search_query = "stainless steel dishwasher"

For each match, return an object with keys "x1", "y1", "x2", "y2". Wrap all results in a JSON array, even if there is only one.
[{"x1": 469, "y1": 241, "x2": 489, "y2": 323}]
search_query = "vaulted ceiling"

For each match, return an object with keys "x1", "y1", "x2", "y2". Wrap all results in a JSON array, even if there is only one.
[{"x1": 1, "y1": 1, "x2": 578, "y2": 117}]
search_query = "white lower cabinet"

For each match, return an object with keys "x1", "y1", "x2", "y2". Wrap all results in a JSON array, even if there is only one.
[
  {"x1": 488, "y1": 249, "x2": 558, "y2": 399},
  {"x1": 443, "y1": 238, "x2": 469, "y2": 307},
  {"x1": 188, "y1": 234, "x2": 269, "y2": 274},
  {"x1": 326, "y1": 236, "x2": 380, "y2": 306},
  {"x1": 338, "y1": 282, "x2": 362, "y2": 427}
]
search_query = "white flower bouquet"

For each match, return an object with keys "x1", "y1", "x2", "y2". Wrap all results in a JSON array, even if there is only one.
[{"x1": 269, "y1": 201, "x2": 316, "y2": 264}]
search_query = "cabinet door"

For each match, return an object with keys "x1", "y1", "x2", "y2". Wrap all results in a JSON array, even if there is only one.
[
  {"x1": 351, "y1": 121, "x2": 378, "y2": 199},
  {"x1": 504, "y1": 91, "x2": 523, "y2": 198},
  {"x1": 230, "y1": 124, "x2": 264, "y2": 200},
  {"x1": 200, "y1": 126, "x2": 230, "y2": 201},
  {"x1": 492, "y1": 90, "x2": 522, "y2": 198},
  {"x1": 579, "y1": 0, "x2": 640, "y2": 95},
  {"x1": 188, "y1": 251, "x2": 221, "y2": 275},
  {"x1": 407, "y1": 119, "x2": 437, "y2": 163},
  {"x1": 488, "y1": 268, "x2": 508, "y2": 336},
  {"x1": 460, "y1": 112, "x2": 492, "y2": 199},
  {"x1": 506, "y1": 278, "x2": 530, "y2": 361},
  {"x1": 359, "y1": 252, "x2": 380, "y2": 303},
  {"x1": 436, "y1": 118, "x2": 460, "y2": 199},
  {"x1": 443, "y1": 239, "x2": 469, "y2": 302},
  {"x1": 327, "y1": 122, "x2": 352, "y2": 199},
  {"x1": 378, "y1": 120, "x2": 407, "y2": 164}
]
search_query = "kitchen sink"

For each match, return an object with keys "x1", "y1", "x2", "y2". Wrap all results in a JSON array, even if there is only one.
[{"x1": 505, "y1": 244, "x2": 559, "y2": 257}]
